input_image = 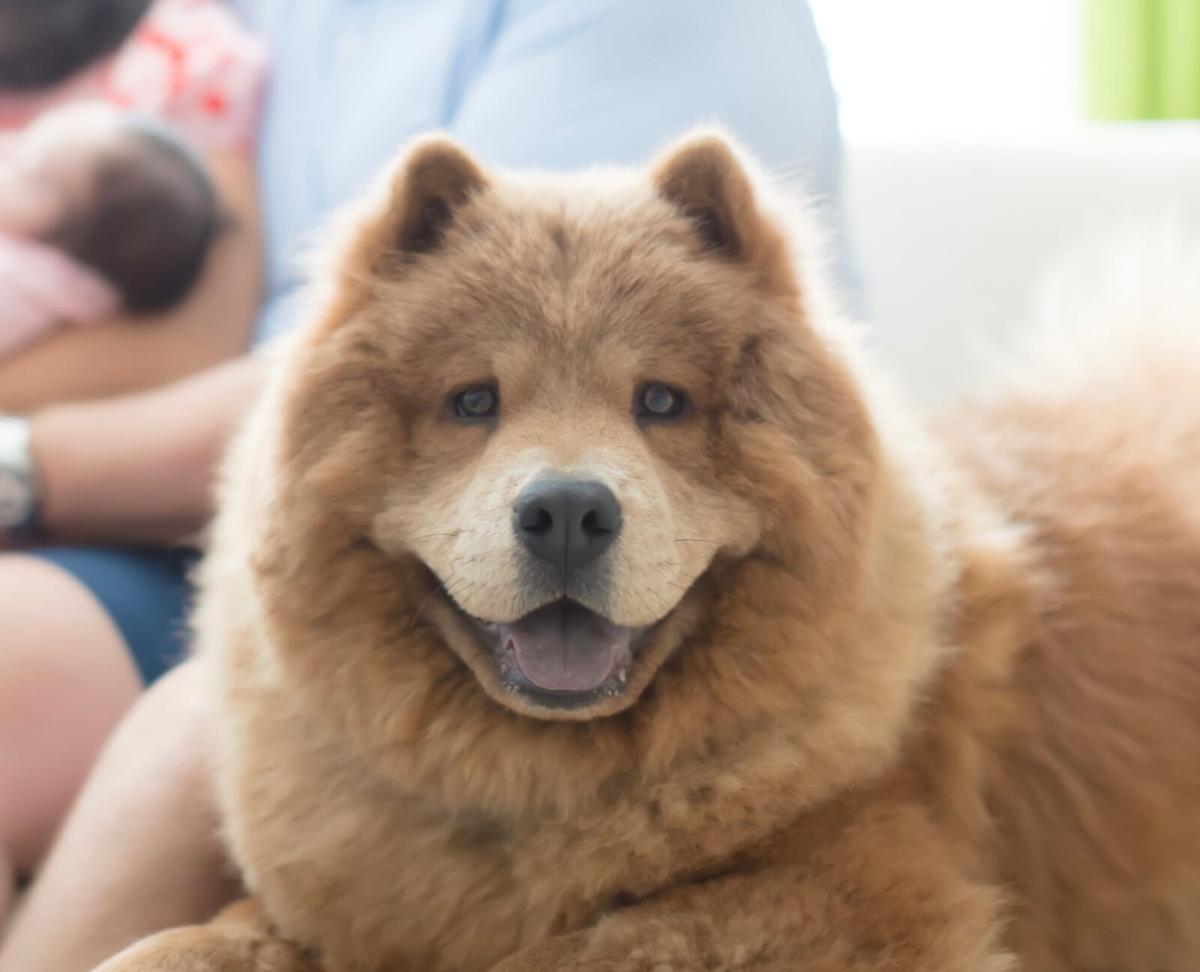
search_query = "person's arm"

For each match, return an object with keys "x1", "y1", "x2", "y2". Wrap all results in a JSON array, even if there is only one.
[
  {"x1": 0, "y1": 152, "x2": 262, "y2": 413},
  {"x1": 29, "y1": 352, "x2": 262, "y2": 545}
]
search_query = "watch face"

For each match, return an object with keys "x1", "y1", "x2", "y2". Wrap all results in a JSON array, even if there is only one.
[{"x1": 0, "y1": 467, "x2": 31, "y2": 529}]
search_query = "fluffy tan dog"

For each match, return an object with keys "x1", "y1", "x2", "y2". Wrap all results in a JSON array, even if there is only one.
[{"x1": 99, "y1": 132, "x2": 1200, "y2": 972}]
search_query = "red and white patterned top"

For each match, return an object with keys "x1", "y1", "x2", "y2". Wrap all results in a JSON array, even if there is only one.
[{"x1": 0, "y1": 0, "x2": 267, "y2": 151}]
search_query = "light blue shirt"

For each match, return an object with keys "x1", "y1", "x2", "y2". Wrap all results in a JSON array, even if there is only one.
[{"x1": 233, "y1": 0, "x2": 853, "y2": 341}]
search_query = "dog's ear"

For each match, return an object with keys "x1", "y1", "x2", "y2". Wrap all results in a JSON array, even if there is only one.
[
  {"x1": 303, "y1": 136, "x2": 490, "y2": 337},
  {"x1": 651, "y1": 131, "x2": 764, "y2": 259},
  {"x1": 650, "y1": 131, "x2": 794, "y2": 293},
  {"x1": 342, "y1": 135, "x2": 488, "y2": 272},
  {"x1": 381, "y1": 135, "x2": 489, "y2": 255}
]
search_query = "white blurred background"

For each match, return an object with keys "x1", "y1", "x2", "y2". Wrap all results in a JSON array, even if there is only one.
[
  {"x1": 810, "y1": 0, "x2": 1200, "y2": 401},
  {"x1": 812, "y1": 0, "x2": 1084, "y2": 136}
]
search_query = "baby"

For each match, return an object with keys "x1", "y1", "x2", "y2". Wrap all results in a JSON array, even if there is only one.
[{"x1": 0, "y1": 102, "x2": 220, "y2": 359}]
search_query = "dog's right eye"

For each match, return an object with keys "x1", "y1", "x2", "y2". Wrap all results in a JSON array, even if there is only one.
[{"x1": 450, "y1": 384, "x2": 499, "y2": 421}]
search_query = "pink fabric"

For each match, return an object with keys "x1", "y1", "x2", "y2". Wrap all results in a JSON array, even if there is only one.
[
  {"x1": 0, "y1": 0, "x2": 267, "y2": 151},
  {"x1": 0, "y1": 233, "x2": 120, "y2": 361}
]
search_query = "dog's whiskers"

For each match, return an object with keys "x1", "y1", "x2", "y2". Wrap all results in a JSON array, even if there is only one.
[
  {"x1": 409, "y1": 572, "x2": 456, "y2": 631},
  {"x1": 411, "y1": 530, "x2": 461, "y2": 544}
]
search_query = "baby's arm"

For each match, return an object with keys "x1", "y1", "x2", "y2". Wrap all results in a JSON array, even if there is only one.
[{"x1": 0, "y1": 235, "x2": 117, "y2": 362}]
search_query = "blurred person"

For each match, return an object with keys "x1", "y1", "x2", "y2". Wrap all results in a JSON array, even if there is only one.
[
  {"x1": 0, "y1": 0, "x2": 155, "y2": 94},
  {"x1": 0, "y1": 0, "x2": 264, "y2": 947},
  {"x1": 0, "y1": 0, "x2": 267, "y2": 411},
  {"x1": 0, "y1": 0, "x2": 264, "y2": 146},
  {"x1": 0, "y1": 103, "x2": 221, "y2": 362},
  {"x1": 0, "y1": 2, "x2": 853, "y2": 970}
]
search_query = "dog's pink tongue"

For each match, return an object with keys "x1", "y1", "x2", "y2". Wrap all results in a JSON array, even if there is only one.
[{"x1": 505, "y1": 601, "x2": 628, "y2": 693}]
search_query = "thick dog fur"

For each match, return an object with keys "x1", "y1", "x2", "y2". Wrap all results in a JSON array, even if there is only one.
[{"x1": 100, "y1": 133, "x2": 1200, "y2": 972}]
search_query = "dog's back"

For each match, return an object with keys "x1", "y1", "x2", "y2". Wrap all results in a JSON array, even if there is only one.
[{"x1": 936, "y1": 240, "x2": 1200, "y2": 969}]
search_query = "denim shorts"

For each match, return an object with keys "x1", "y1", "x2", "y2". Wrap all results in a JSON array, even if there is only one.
[{"x1": 29, "y1": 545, "x2": 199, "y2": 684}]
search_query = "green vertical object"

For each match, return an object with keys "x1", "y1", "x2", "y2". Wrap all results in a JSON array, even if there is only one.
[
  {"x1": 1157, "y1": 0, "x2": 1200, "y2": 118},
  {"x1": 1085, "y1": 0, "x2": 1155, "y2": 120}
]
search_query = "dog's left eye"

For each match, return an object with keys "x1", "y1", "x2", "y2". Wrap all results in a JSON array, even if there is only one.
[
  {"x1": 451, "y1": 384, "x2": 499, "y2": 420},
  {"x1": 636, "y1": 382, "x2": 688, "y2": 421}
]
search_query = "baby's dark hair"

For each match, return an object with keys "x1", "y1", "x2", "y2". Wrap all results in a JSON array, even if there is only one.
[
  {"x1": 0, "y1": 0, "x2": 155, "y2": 91},
  {"x1": 42, "y1": 121, "x2": 222, "y2": 315}
]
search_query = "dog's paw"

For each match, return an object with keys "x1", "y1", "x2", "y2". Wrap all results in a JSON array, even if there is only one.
[
  {"x1": 490, "y1": 939, "x2": 718, "y2": 972},
  {"x1": 92, "y1": 925, "x2": 315, "y2": 972}
]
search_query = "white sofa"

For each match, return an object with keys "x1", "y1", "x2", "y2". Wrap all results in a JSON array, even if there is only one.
[{"x1": 844, "y1": 124, "x2": 1200, "y2": 401}]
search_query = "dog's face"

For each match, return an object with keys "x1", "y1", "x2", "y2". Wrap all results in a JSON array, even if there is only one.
[
  {"x1": 263, "y1": 133, "x2": 878, "y2": 724},
  {"x1": 375, "y1": 254, "x2": 762, "y2": 712}
]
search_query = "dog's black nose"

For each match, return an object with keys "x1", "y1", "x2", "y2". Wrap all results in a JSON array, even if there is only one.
[{"x1": 514, "y1": 477, "x2": 622, "y2": 576}]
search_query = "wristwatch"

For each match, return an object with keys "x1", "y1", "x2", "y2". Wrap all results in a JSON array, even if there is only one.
[{"x1": 0, "y1": 415, "x2": 42, "y2": 544}]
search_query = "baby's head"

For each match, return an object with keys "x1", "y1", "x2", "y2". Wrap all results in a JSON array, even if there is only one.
[{"x1": 0, "y1": 103, "x2": 220, "y2": 314}]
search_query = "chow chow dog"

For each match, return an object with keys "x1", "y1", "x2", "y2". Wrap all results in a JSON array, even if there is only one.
[{"x1": 99, "y1": 132, "x2": 1200, "y2": 972}]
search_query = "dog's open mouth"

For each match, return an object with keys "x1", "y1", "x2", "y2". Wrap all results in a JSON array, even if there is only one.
[{"x1": 452, "y1": 598, "x2": 648, "y2": 708}]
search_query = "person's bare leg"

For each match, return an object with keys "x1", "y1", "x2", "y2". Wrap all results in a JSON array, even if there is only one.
[
  {"x1": 0, "y1": 555, "x2": 143, "y2": 927},
  {"x1": 0, "y1": 657, "x2": 239, "y2": 972}
]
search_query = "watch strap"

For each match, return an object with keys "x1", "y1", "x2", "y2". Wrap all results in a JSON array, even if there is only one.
[{"x1": 0, "y1": 416, "x2": 42, "y2": 544}]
